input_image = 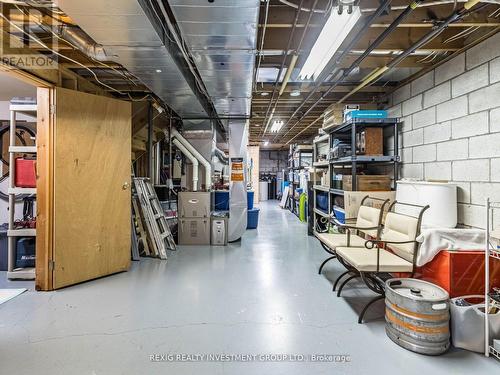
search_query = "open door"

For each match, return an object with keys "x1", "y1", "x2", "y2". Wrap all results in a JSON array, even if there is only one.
[{"x1": 36, "y1": 87, "x2": 131, "y2": 290}]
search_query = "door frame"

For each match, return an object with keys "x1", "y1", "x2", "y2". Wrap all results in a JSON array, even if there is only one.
[{"x1": 35, "y1": 86, "x2": 54, "y2": 291}]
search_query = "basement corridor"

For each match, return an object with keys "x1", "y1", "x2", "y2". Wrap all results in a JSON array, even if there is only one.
[{"x1": 0, "y1": 201, "x2": 495, "y2": 374}]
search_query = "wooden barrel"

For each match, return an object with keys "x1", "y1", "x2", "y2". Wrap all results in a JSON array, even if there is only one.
[{"x1": 385, "y1": 278, "x2": 450, "y2": 355}]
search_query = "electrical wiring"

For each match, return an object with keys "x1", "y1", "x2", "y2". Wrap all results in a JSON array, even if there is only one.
[
  {"x1": 0, "y1": 11, "x2": 127, "y2": 95},
  {"x1": 443, "y1": 25, "x2": 480, "y2": 43},
  {"x1": 417, "y1": 51, "x2": 437, "y2": 63},
  {"x1": 2, "y1": 11, "x2": 155, "y2": 103},
  {"x1": 13, "y1": 4, "x2": 139, "y2": 89}
]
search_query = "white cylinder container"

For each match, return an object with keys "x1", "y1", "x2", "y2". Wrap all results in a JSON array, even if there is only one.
[
  {"x1": 395, "y1": 180, "x2": 457, "y2": 228},
  {"x1": 259, "y1": 181, "x2": 269, "y2": 201}
]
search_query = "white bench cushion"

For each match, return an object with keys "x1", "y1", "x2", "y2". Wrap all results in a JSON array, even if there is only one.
[
  {"x1": 356, "y1": 206, "x2": 381, "y2": 238},
  {"x1": 336, "y1": 246, "x2": 413, "y2": 272},
  {"x1": 315, "y1": 232, "x2": 366, "y2": 249}
]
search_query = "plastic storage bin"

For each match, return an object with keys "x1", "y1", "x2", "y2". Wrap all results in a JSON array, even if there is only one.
[
  {"x1": 333, "y1": 207, "x2": 345, "y2": 224},
  {"x1": 247, "y1": 208, "x2": 260, "y2": 229},
  {"x1": 450, "y1": 295, "x2": 500, "y2": 352},
  {"x1": 0, "y1": 227, "x2": 7, "y2": 271},
  {"x1": 15, "y1": 158, "x2": 36, "y2": 188},
  {"x1": 247, "y1": 190, "x2": 254, "y2": 210},
  {"x1": 316, "y1": 192, "x2": 328, "y2": 212},
  {"x1": 214, "y1": 191, "x2": 230, "y2": 211}
]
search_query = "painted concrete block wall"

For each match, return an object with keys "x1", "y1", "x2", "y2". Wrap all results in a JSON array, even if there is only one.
[
  {"x1": 259, "y1": 150, "x2": 287, "y2": 173},
  {"x1": 386, "y1": 32, "x2": 500, "y2": 228}
]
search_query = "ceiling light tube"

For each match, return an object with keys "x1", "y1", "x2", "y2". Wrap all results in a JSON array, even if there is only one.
[{"x1": 299, "y1": 6, "x2": 361, "y2": 81}]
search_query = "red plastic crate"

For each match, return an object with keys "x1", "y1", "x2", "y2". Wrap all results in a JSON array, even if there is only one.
[{"x1": 15, "y1": 158, "x2": 36, "y2": 188}]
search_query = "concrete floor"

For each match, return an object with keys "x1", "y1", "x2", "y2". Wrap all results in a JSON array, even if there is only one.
[{"x1": 0, "y1": 201, "x2": 496, "y2": 374}]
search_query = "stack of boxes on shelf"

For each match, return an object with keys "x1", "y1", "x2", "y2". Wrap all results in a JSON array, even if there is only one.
[{"x1": 312, "y1": 105, "x2": 399, "y2": 228}]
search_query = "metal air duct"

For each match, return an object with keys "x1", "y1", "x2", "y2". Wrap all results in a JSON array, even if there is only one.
[
  {"x1": 167, "y1": 0, "x2": 260, "y2": 119},
  {"x1": 55, "y1": 0, "x2": 215, "y2": 119}
]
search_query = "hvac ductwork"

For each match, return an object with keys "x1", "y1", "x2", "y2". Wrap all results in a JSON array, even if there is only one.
[
  {"x1": 172, "y1": 138, "x2": 199, "y2": 192},
  {"x1": 170, "y1": 128, "x2": 212, "y2": 190},
  {"x1": 167, "y1": 0, "x2": 260, "y2": 118},
  {"x1": 58, "y1": 26, "x2": 108, "y2": 61},
  {"x1": 55, "y1": 0, "x2": 216, "y2": 119}
]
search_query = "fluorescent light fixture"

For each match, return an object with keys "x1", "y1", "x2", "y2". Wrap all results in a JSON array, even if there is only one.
[
  {"x1": 264, "y1": 140, "x2": 269, "y2": 146},
  {"x1": 299, "y1": 6, "x2": 361, "y2": 81},
  {"x1": 260, "y1": 92, "x2": 269, "y2": 96},
  {"x1": 270, "y1": 120, "x2": 283, "y2": 133},
  {"x1": 290, "y1": 90, "x2": 301, "y2": 97}
]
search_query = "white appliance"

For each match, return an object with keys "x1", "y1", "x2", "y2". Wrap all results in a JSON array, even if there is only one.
[
  {"x1": 259, "y1": 181, "x2": 269, "y2": 201},
  {"x1": 396, "y1": 180, "x2": 457, "y2": 228},
  {"x1": 178, "y1": 192, "x2": 211, "y2": 245},
  {"x1": 211, "y1": 216, "x2": 228, "y2": 246}
]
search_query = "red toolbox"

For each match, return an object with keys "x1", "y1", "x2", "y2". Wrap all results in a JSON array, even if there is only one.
[{"x1": 14, "y1": 158, "x2": 36, "y2": 188}]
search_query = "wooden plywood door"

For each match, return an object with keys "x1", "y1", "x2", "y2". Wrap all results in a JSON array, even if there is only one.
[{"x1": 51, "y1": 87, "x2": 131, "y2": 289}]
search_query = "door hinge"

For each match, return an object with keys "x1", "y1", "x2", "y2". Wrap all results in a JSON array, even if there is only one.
[
  {"x1": 49, "y1": 105, "x2": 56, "y2": 114},
  {"x1": 48, "y1": 260, "x2": 55, "y2": 271}
]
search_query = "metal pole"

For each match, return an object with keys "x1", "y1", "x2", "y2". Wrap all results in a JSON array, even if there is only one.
[
  {"x1": 8, "y1": 110, "x2": 16, "y2": 274},
  {"x1": 485, "y1": 197, "x2": 490, "y2": 357},
  {"x1": 147, "y1": 101, "x2": 154, "y2": 179},
  {"x1": 168, "y1": 117, "x2": 172, "y2": 208}
]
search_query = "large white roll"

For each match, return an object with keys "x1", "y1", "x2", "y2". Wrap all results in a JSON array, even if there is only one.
[{"x1": 396, "y1": 180, "x2": 457, "y2": 228}]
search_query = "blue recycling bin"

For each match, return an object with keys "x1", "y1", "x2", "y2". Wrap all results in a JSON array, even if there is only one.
[
  {"x1": 247, "y1": 208, "x2": 260, "y2": 229},
  {"x1": 214, "y1": 191, "x2": 230, "y2": 211},
  {"x1": 247, "y1": 190, "x2": 254, "y2": 210}
]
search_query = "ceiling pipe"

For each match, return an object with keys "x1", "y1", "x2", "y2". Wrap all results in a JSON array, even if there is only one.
[
  {"x1": 170, "y1": 128, "x2": 212, "y2": 190},
  {"x1": 260, "y1": 0, "x2": 305, "y2": 137},
  {"x1": 288, "y1": 1, "x2": 489, "y2": 144},
  {"x1": 214, "y1": 147, "x2": 229, "y2": 165},
  {"x1": 278, "y1": 54, "x2": 298, "y2": 96},
  {"x1": 278, "y1": 0, "x2": 423, "y2": 142},
  {"x1": 337, "y1": 1, "x2": 488, "y2": 104},
  {"x1": 280, "y1": 0, "x2": 500, "y2": 13},
  {"x1": 279, "y1": 0, "x2": 318, "y2": 97},
  {"x1": 261, "y1": 0, "x2": 321, "y2": 136},
  {"x1": 172, "y1": 139, "x2": 199, "y2": 192},
  {"x1": 253, "y1": 0, "x2": 270, "y2": 93},
  {"x1": 274, "y1": 0, "x2": 394, "y2": 142},
  {"x1": 58, "y1": 26, "x2": 110, "y2": 61}
]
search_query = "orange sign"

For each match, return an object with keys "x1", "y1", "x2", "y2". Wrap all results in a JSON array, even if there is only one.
[{"x1": 231, "y1": 158, "x2": 244, "y2": 182}]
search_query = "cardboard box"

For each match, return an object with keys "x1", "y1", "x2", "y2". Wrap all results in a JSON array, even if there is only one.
[
  {"x1": 356, "y1": 128, "x2": 383, "y2": 155},
  {"x1": 343, "y1": 191, "x2": 395, "y2": 220},
  {"x1": 343, "y1": 175, "x2": 391, "y2": 191}
]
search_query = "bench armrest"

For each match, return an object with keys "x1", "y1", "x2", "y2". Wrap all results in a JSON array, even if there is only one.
[
  {"x1": 331, "y1": 217, "x2": 379, "y2": 231},
  {"x1": 364, "y1": 239, "x2": 418, "y2": 249}
]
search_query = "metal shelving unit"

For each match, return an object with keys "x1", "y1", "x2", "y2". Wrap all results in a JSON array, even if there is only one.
[
  {"x1": 287, "y1": 145, "x2": 312, "y2": 218},
  {"x1": 7, "y1": 104, "x2": 37, "y2": 280},
  {"x1": 485, "y1": 198, "x2": 500, "y2": 360},
  {"x1": 311, "y1": 134, "x2": 330, "y2": 226},
  {"x1": 312, "y1": 117, "x2": 399, "y2": 230}
]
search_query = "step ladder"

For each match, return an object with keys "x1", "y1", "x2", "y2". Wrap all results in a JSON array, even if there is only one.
[{"x1": 133, "y1": 178, "x2": 176, "y2": 259}]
